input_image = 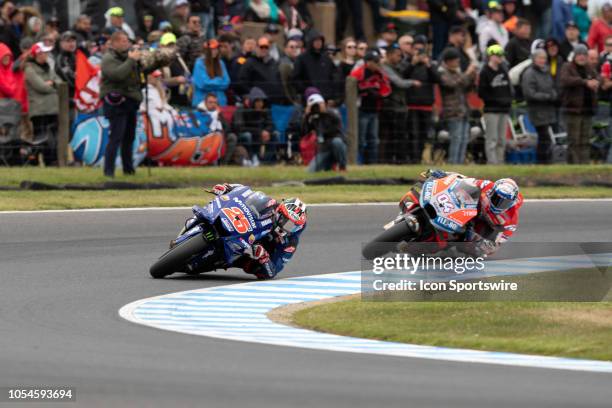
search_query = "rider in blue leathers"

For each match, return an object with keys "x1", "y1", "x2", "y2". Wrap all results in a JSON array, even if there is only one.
[{"x1": 196, "y1": 183, "x2": 307, "y2": 279}]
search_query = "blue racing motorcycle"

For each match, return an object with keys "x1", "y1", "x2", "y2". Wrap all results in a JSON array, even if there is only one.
[{"x1": 149, "y1": 186, "x2": 276, "y2": 278}]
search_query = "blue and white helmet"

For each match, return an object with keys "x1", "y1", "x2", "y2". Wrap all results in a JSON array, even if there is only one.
[{"x1": 489, "y1": 178, "x2": 519, "y2": 214}]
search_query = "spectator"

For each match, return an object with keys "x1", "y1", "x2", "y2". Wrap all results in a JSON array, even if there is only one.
[
  {"x1": 282, "y1": 0, "x2": 311, "y2": 32},
  {"x1": 170, "y1": 0, "x2": 191, "y2": 35},
  {"x1": 337, "y1": 37, "x2": 357, "y2": 78},
  {"x1": 159, "y1": 33, "x2": 192, "y2": 108},
  {"x1": 190, "y1": 0, "x2": 215, "y2": 38},
  {"x1": 0, "y1": 1, "x2": 19, "y2": 57},
  {"x1": 73, "y1": 15, "x2": 93, "y2": 49},
  {"x1": 376, "y1": 23, "x2": 398, "y2": 49},
  {"x1": 398, "y1": 34, "x2": 414, "y2": 65},
  {"x1": 559, "y1": 44, "x2": 599, "y2": 164},
  {"x1": 0, "y1": 41, "x2": 27, "y2": 110},
  {"x1": 100, "y1": 31, "x2": 147, "y2": 177},
  {"x1": 588, "y1": 3, "x2": 612, "y2": 52},
  {"x1": 141, "y1": 69, "x2": 177, "y2": 137},
  {"x1": 356, "y1": 40, "x2": 368, "y2": 60},
  {"x1": 280, "y1": 37, "x2": 301, "y2": 68},
  {"x1": 177, "y1": 14, "x2": 206, "y2": 71},
  {"x1": 23, "y1": 16, "x2": 43, "y2": 45},
  {"x1": 405, "y1": 43, "x2": 438, "y2": 164},
  {"x1": 238, "y1": 36, "x2": 287, "y2": 103},
  {"x1": 545, "y1": 38, "x2": 565, "y2": 81},
  {"x1": 24, "y1": 42, "x2": 59, "y2": 163},
  {"x1": 505, "y1": 18, "x2": 531, "y2": 68},
  {"x1": 350, "y1": 49, "x2": 391, "y2": 164},
  {"x1": 303, "y1": 92, "x2": 347, "y2": 171},
  {"x1": 479, "y1": 44, "x2": 513, "y2": 164},
  {"x1": 440, "y1": 26, "x2": 471, "y2": 71},
  {"x1": 428, "y1": 0, "x2": 462, "y2": 58},
  {"x1": 228, "y1": 36, "x2": 255, "y2": 92},
  {"x1": 572, "y1": 0, "x2": 590, "y2": 42},
  {"x1": 215, "y1": 0, "x2": 244, "y2": 31},
  {"x1": 559, "y1": 21, "x2": 587, "y2": 60},
  {"x1": 588, "y1": 48, "x2": 600, "y2": 68},
  {"x1": 136, "y1": 14, "x2": 156, "y2": 42},
  {"x1": 438, "y1": 48, "x2": 477, "y2": 164},
  {"x1": 502, "y1": 0, "x2": 519, "y2": 34},
  {"x1": 335, "y1": 0, "x2": 382, "y2": 42},
  {"x1": 196, "y1": 93, "x2": 238, "y2": 164},
  {"x1": 55, "y1": 31, "x2": 77, "y2": 100},
  {"x1": 243, "y1": 0, "x2": 285, "y2": 25},
  {"x1": 106, "y1": 7, "x2": 135, "y2": 40},
  {"x1": 521, "y1": 48, "x2": 558, "y2": 164},
  {"x1": 192, "y1": 38, "x2": 231, "y2": 107},
  {"x1": 478, "y1": 2, "x2": 509, "y2": 56},
  {"x1": 88, "y1": 36, "x2": 109, "y2": 67},
  {"x1": 231, "y1": 86, "x2": 278, "y2": 164},
  {"x1": 264, "y1": 23, "x2": 282, "y2": 62},
  {"x1": 292, "y1": 30, "x2": 339, "y2": 103},
  {"x1": 380, "y1": 43, "x2": 419, "y2": 163}
]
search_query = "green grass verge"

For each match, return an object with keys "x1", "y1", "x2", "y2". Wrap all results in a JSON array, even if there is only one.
[
  {"x1": 292, "y1": 300, "x2": 612, "y2": 361},
  {"x1": 1, "y1": 164, "x2": 611, "y2": 187},
  {"x1": 1, "y1": 185, "x2": 611, "y2": 211}
]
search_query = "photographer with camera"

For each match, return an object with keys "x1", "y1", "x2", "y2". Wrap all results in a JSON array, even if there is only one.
[{"x1": 100, "y1": 31, "x2": 146, "y2": 178}]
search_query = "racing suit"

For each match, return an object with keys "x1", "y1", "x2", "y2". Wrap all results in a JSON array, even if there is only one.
[
  {"x1": 211, "y1": 183, "x2": 305, "y2": 279},
  {"x1": 420, "y1": 169, "x2": 523, "y2": 256}
]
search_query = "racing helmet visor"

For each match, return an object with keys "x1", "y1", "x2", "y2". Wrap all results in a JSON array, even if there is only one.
[
  {"x1": 490, "y1": 191, "x2": 514, "y2": 212},
  {"x1": 277, "y1": 215, "x2": 301, "y2": 234}
]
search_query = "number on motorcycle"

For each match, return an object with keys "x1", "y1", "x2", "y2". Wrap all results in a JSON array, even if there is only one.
[
  {"x1": 437, "y1": 193, "x2": 455, "y2": 214},
  {"x1": 222, "y1": 207, "x2": 251, "y2": 234}
]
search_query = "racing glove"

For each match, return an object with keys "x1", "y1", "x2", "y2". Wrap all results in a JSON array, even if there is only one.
[
  {"x1": 211, "y1": 183, "x2": 232, "y2": 195},
  {"x1": 252, "y1": 244, "x2": 271, "y2": 264}
]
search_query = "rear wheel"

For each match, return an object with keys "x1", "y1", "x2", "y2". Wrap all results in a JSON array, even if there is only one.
[
  {"x1": 362, "y1": 220, "x2": 416, "y2": 260},
  {"x1": 150, "y1": 234, "x2": 209, "y2": 279}
]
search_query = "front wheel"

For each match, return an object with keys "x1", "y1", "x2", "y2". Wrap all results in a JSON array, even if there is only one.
[
  {"x1": 150, "y1": 234, "x2": 209, "y2": 279},
  {"x1": 361, "y1": 220, "x2": 416, "y2": 260}
]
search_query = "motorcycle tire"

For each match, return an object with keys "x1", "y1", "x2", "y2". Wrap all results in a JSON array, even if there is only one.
[
  {"x1": 361, "y1": 220, "x2": 415, "y2": 260},
  {"x1": 150, "y1": 234, "x2": 209, "y2": 279}
]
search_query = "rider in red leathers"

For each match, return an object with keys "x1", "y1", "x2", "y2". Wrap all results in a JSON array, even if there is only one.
[{"x1": 407, "y1": 169, "x2": 523, "y2": 256}]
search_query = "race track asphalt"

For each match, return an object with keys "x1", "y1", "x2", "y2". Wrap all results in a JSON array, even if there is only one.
[{"x1": 0, "y1": 200, "x2": 611, "y2": 408}]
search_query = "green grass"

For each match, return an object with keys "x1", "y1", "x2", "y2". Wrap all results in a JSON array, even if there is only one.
[
  {"x1": 0, "y1": 185, "x2": 611, "y2": 211},
  {"x1": 1, "y1": 164, "x2": 611, "y2": 187},
  {"x1": 292, "y1": 300, "x2": 612, "y2": 361}
]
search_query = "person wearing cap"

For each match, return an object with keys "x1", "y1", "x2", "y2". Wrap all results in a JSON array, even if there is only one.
[
  {"x1": 376, "y1": 23, "x2": 398, "y2": 49},
  {"x1": 238, "y1": 36, "x2": 287, "y2": 104},
  {"x1": 159, "y1": 32, "x2": 192, "y2": 108},
  {"x1": 479, "y1": 44, "x2": 513, "y2": 164},
  {"x1": 380, "y1": 43, "x2": 420, "y2": 163},
  {"x1": 292, "y1": 29, "x2": 339, "y2": 103},
  {"x1": 572, "y1": 0, "x2": 591, "y2": 42},
  {"x1": 427, "y1": 0, "x2": 463, "y2": 58},
  {"x1": 55, "y1": 31, "x2": 77, "y2": 100},
  {"x1": 136, "y1": 14, "x2": 156, "y2": 42},
  {"x1": 505, "y1": 18, "x2": 532, "y2": 67},
  {"x1": 177, "y1": 14, "x2": 205, "y2": 71},
  {"x1": 439, "y1": 26, "x2": 471, "y2": 71},
  {"x1": 231, "y1": 86, "x2": 279, "y2": 164},
  {"x1": 502, "y1": 0, "x2": 518, "y2": 34},
  {"x1": 302, "y1": 92, "x2": 347, "y2": 171},
  {"x1": 106, "y1": 7, "x2": 135, "y2": 40},
  {"x1": 24, "y1": 41, "x2": 60, "y2": 163},
  {"x1": 100, "y1": 31, "x2": 150, "y2": 177},
  {"x1": 192, "y1": 38, "x2": 231, "y2": 107},
  {"x1": 479, "y1": 2, "x2": 509, "y2": 55},
  {"x1": 350, "y1": 49, "x2": 391, "y2": 164},
  {"x1": 263, "y1": 23, "x2": 282, "y2": 62},
  {"x1": 559, "y1": 21, "x2": 587, "y2": 60},
  {"x1": 551, "y1": 0, "x2": 574, "y2": 42},
  {"x1": 521, "y1": 48, "x2": 559, "y2": 163},
  {"x1": 588, "y1": 3, "x2": 612, "y2": 52},
  {"x1": 438, "y1": 47, "x2": 477, "y2": 164},
  {"x1": 559, "y1": 43, "x2": 600, "y2": 163}
]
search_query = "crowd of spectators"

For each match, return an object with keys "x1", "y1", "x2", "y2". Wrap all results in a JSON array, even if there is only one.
[{"x1": 0, "y1": 0, "x2": 612, "y2": 171}]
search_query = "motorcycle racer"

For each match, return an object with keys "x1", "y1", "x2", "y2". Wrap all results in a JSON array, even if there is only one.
[
  {"x1": 177, "y1": 183, "x2": 307, "y2": 279},
  {"x1": 410, "y1": 169, "x2": 523, "y2": 256}
]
